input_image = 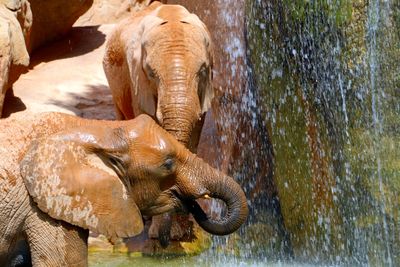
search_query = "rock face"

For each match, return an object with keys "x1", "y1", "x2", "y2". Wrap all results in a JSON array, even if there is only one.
[
  {"x1": 0, "y1": 0, "x2": 31, "y2": 117},
  {"x1": 3, "y1": 25, "x2": 114, "y2": 120},
  {"x1": 247, "y1": 0, "x2": 400, "y2": 265},
  {"x1": 0, "y1": 0, "x2": 93, "y2": 117},
  {"x1": 75, "y1": 0, "x2": 163, "y2": 26},
  {"x1": 26, "y1": 0, "x2": 93, "y2": 52}
]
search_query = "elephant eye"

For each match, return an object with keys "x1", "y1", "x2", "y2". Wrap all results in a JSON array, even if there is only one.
[
  {"x1": 109, "y1": 156, "x2": 119, "y2": 166},
  {"x1": 107, "y1": 154, "x2": 126, "y2": 177},
  {"x1": 161, "y1": 158, "x2": 175, "y2": 172},
  {"x1": 198, "y1": 64, "x2": 208, "y2": 102},
  {"x1": 144, "y1": 64, "x2": 156, "y2": 80},
  {"x1": 148, "y1": 69, "x2": 156, "y2": 79},
  {"x1": 199, "y1": 64, "x2": 208, "y2": 77}
]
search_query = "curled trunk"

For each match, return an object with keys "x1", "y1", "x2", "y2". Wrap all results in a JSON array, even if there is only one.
[
  {"x1": 182, "y1": 157, "x2": 249, "y2": 235},
  {"x1": 155, "y1": 59, "x2": 201, "y2": 244}
]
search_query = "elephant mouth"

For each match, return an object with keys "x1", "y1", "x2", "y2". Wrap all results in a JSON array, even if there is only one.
[
  {"x1": 141, "y1": 188, "x2": 189, "y2": 216},
  {"x1": 172, "y1": 184, "x2": 248, "y2": 236},
  {"x1": 143, "y1": 188, "x2": 209, "y2": 216},
  {"x1": 171, "y1": 190, "x2": 214, "y2": 218},
  {"x1": 143, "y1": 187, "x2": 246, "y2": 237},
  {"x1": 171, "y1": 188, "x2": 211, "y2": 212}
]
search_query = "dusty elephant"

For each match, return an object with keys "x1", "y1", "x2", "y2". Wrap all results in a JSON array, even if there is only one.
[
  {"x1": 103, "y1": 1, "x2": 215, "y2": 247},
  {"x1": 0, "y1": 112, "x2": 248, "y2": 266},
  {"x1": 103, "y1": 1, "x2": 214, "y2": 150}
]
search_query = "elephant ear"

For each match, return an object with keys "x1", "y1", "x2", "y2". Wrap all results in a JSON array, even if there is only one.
[
  {"x1": 129, "y1": 15, "x2": 166, "y2": 118},
  {"x1": 20, "y1": 128, "x2": 144, "y2": 240},
  {"x1": 125, "y1": 31, "x2": 154, "y2": 117},
  {"x1": 200, "y1": 48, "x2": 214, "y2": 114},
  {"x1": 180, "y1": 14, "x2": 215, "y2": 113}
]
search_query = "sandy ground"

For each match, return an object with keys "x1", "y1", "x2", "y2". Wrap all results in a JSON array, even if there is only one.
[{"x1": 3, "y1": 24, "x2": 115, "y2": 120}]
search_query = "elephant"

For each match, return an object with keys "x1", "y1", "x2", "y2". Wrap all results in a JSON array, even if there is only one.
[
  {"x1": 0, "y1": 111, "x2": 248, "y2": 266},
  {"x1": 103, "y1": 1, "x2": 215, "y2": 247},
  {"x1": 103, "y1": 1, "x2": 214, "y2": 151}
]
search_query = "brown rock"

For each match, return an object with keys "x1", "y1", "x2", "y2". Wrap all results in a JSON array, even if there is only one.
[
  {"x1": 1, "y1": 0, "x2": 94, "y2": 117},
  {"x1": 4, "y1": 25, "x2": 113, "y2": 120},
  {"x1": 27, "y1": 0, "x2": 93, "y2": 52},
  {"x1": 0, "y1": 1, "x2": 31, "y2": 116},
  {"x1": 75, "y1": 0, "x2": 160, "y2": 26},
  {"x1": 4, "y1": 0, "x2": 32, "y2": 42}
]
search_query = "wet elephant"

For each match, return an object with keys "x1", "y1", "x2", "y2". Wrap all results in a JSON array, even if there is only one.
[
  {"x1": 0, "y1": 112, "x2": 247, "y2": 266},
  {"x1": 103, "y1": 1, "x2": 214, "y2": 150},
  {"x1": 103, "y1": 1, "x2": 215, "y2": 246}
]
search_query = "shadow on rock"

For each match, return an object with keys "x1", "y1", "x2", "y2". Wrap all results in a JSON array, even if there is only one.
[
  {"x1": 28, "y1": 26, "x2": 106, "y2": 69},
  {"x1": 2, "y1": 89, "x2": 27, "y2": 118},
  {"x1": 48, "y1": 84, "x2": 116, "y2": 120}
]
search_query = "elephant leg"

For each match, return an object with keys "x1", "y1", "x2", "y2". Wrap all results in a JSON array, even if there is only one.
[
  {"x1": 149, "y1": 213, "x2": 172, "y2": 248},
  {"x1": 149, "y1": 213, "x2": 191, "y2": 247},
  {"x1": 7, "y1": 238, "x2": 31, "y2": 267},
  {"x1": 25, "y1": 207, "x2": 88, "y2": 267}
]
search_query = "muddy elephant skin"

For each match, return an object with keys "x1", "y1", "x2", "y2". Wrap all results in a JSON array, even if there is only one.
[
  {"x1": 0, "y1": 112, "x2": 247, "y2": 266},
  {"x1": 103, "y1": 1, "x2": 214, "y2": 150}
]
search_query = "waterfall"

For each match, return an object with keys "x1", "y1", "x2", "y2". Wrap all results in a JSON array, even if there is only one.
[
  {"x1": 170, "y1": 0, "x2": 400, "y2": 265},
  {"x1": 367, "y1": 0, "x2": 393, "y2": 266}
]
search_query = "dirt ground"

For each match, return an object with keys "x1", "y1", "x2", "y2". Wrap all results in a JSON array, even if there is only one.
[{"x1": 3, "y1": 25, "x2": 115, "y2": 120}]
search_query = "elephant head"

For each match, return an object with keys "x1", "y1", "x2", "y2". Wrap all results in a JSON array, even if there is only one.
[
  {"x1": 20, "y1": 115, "x2": 247, "y2": 240},
  {"x1": 140, "y1": 12, "x2": 214, "y2": 150},
  {"x1": 104, "y1": 3, "x2": 214, "y2": 151}
]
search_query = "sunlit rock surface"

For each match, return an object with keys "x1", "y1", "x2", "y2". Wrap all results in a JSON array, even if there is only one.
[
  {"x1": 0, "y1": 0, "x2": 31, "y2": 116},
  {"x1": 3, "y1": 25, "x2": 115, "y2": 120},
  {"x1": 26, "y1": 0, "x2": 93, "y2": 52},
  {"x1": 75, "y1": 0, "x2": 158, "y2": 26},
  {"x1": 0, "y1": 0, "x2": 93, "y2": 117}
]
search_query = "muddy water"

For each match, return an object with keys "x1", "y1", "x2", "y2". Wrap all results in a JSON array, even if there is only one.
[{"x1": 88, "y1": 251, "x2": 316, "y2": 267}]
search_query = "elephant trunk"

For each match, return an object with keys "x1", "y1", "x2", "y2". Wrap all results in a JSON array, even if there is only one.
[
  {"x1": 161, "y1": 82, "x2": 200, "y2": 146},
  {"x1": 182, "y1": 156, "x2": 249, "y2": 235},
  {"x1": 162, "y1": 103, "x2": 196, "y2": 146}
]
